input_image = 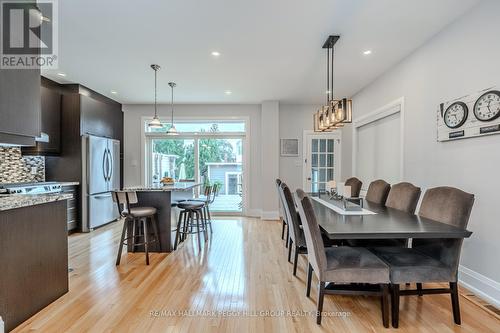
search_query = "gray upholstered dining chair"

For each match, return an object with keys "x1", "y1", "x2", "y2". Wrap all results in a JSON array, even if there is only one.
[
  {"x1": 345, "y1": 177, "x2": 362, "y2": 198},
  {"x1": 294, "y1": 189, "x2": 391, "y2": 327},
  {"x1": 365, "y1": 179, "x2": 391, "y2": 205},
  {"x1": 369, "y1": 186, "x2": 475, "y2": 328},
  {"x1": 279, "y1": 182, "x2": 307, "y2": 276},
  {"x1": 385, "y1": 182, "x2": 421, "y2": 214},
  {"x1": 275, "y1": 179, "x2": 289, "y2": 247}
]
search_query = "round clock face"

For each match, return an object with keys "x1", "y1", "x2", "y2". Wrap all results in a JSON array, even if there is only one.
[
  {"x1": 444, "y1": 102, "x2": 468, "y2": 129},
  {"x1": 474, "y1": 90, "x2": 500, "y2": 122}
]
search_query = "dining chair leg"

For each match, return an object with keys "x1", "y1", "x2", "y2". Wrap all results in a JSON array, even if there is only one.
[
  {"x1": 316, "y1": 281, "x2": 326, "y2": 325},
  {"x1": 287, "y1": 239, "x2": 293, "y2": 263},
  {"x1": 194, "y1": 211, "x2": 202, "y2": 251},
  {"x1": 417, "y1": 283, "x2": 423, "y2": 296},
  {"x1": 206, "y1": 205, "x2": 213, "y2": 234},
  {"x1": 293, "y1": 245, "x2": 299, "y2": 276},
  {"x1": 143, "y1": 218, "x2": 150, "y2": 265},
  {"x1": 182, "y1": 210, "x2": 189, "y2": 241},
  {"x1": 391, "y1": 284, "x2": 400, "y2": 328},
  {"x1": 281, "y1": 219, "x2": 285, "y2": 240},
  {"x1": 381, "y1": 284, "x2": 390, "y2": 328},
  {"x1": 198, "y1": 209, "x2": 208, "y2": 242},
  {"x1": 173, "y1": 211, "x2": 184, "y2": 250},
  {"x1": 131, "y1": 218, "x2": 137, "y2": 253},
  {"x1": 116, "y1": 218, "x2": 128, "y2": 266},
  {"x1": 306, "y1": 263, "x2": 313, "y2": 297},
  {"x1": 450, "y1": 282, "x2": 461, "y2": 325}
]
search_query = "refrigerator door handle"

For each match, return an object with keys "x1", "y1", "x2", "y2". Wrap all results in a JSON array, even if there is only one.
[
  {"x1": 94, "y1": 193, "x2": 112, "y2": 199},
  {"x1": 107, "y1": 148, "x2": 113, "y2": 183},
  {"x1": 102, "y1": 149, "x2": 108, "y2": 182}
]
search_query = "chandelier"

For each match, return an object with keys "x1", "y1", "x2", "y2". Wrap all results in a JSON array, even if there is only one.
[{"x1": 314, "y1": 35, "x2": 352, "y2": 132}]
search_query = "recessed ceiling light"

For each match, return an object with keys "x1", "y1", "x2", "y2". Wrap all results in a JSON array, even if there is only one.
[
  {"x1": 110, "y1": 91, "x2": 117, "y2": 94},
  {"x1": 363, "y1": 50, "x2": 372, "y2": 55},
  {"x1": 57, "y1": 72, "x2": 66, "y2": 77},
  {"x1": 224, "y1": 90, "x2": 232, "y2": 95},
  {"x1": 211, "y1": 51, "x2": 221, "y2": 57}
]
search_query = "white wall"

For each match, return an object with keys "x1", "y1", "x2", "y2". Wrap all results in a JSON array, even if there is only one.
[
  {"x1": 342, "y1": 0, "x2": 500, "y2": 305},
  {"x1": 261, "y1": 101, "x2": 280, "y2": 219},
  {"x1": 278, "y1": 104, "x2": 315, "y2": 191},
  {"x1": 122, "y1": 104, "x2": 262, "y2": 215}
]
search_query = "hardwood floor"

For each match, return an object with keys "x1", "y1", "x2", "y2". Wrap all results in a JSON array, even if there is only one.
[{"x1": 14, "y1": 217, "x2": 500, "y2": 332}]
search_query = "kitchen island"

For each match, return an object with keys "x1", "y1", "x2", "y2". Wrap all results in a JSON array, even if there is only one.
[
  {"x1": 0, "y1": 194, "x2": 72, "y2": 332},
  {"x1": 123, "y1": 182, "x2": 201, "y2": 252}
]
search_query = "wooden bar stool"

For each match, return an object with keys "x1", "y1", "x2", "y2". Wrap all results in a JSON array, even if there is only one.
[
  {"x1": 113, "y1": 191, "x2": 161, "y2": 265},
  {"x1": 173, "y1": 201, "x2": 207, "y2": 251}
]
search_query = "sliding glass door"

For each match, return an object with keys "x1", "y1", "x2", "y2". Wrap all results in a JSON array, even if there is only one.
[
  {"x1": 199, "y1": 138, "x2": 243, "y2": 212},
  {"x1": 145, "y1": 120, "x2": 246, "y2": 214}
]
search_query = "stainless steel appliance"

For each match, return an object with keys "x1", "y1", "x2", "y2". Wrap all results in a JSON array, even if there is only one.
[
  {"x1": 81, "y1": 135, "x2": 120, "y2": 231},
  {"x1": 0, "y1": 182, "x2": 62, "y2": 195}
]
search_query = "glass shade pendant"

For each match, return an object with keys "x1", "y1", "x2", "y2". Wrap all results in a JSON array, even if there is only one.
[
  {"x1": 148, "y1": 64, "x2": 163, "y2": 129},
  {"x1": 166, "y1": 82, "x2": 179, "y2": 135}
]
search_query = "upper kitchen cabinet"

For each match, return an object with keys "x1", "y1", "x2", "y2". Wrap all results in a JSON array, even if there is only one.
[
  {"x1": 22, "y1": 77, "x2": 62, "y2": 155},
  {"x1": 0, "y1": 68, "x2": 41, "y2": 146},
  {"x1": 61, "y1": 84, "x2": 123, "y2": 140}
]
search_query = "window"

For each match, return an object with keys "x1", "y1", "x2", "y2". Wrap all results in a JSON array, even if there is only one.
[
  {"x1": 145, "y1": 121, "x2": 245, "y2": 133},
  {"x1": 144, "y1": 118, "x2": 247, "y2": 213}
]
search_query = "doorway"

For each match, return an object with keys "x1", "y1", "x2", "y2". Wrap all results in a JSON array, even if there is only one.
[
  {"x1": 302, "y1": 131, "x2": 341, "y2": 192},
  {"x1": 144, "y1": 120, "x2": 247, "y2": 214}
]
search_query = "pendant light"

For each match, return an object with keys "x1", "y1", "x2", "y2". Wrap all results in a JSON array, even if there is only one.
[
  {"x1": 148, "y1": 64, "x2": 162, "y2": 129},
  {"x1": 166, "y1": 82, "x2": 178, "y2": 135},
  {"x1": 313, "y1": 35, "x2": 352, "y2": 132}
]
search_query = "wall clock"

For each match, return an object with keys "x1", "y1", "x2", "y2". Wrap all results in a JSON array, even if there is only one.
[
  {"x1": 444, "y1": 102, "x2": 468, "y2": 128},
  {"x1": 473, "y1": 90, "x2": 500, "y2": 122}
]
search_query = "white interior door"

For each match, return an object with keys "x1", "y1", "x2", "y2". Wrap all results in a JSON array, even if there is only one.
[{"x1": 303, "y1": 133, "x2": 341, "y2": 192}]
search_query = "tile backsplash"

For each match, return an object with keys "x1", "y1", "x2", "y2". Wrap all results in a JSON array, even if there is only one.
[{"x1": 0, "y1": 147, "x2": 45, "y2": 183}]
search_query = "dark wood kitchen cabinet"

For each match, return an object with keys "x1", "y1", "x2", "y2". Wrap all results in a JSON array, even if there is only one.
[
  {"x1": 44, "y1": 84, "x2": 123, "y2": 231},
  {"x1": 0, "y1": 200, "x2": 69, "y2": 332},
  {"x1": 0, "y1": 68, "x2": 41, "y2": 146},
  {"x1": 22, "y1": 77, "x2": 62, "y2": 155}
]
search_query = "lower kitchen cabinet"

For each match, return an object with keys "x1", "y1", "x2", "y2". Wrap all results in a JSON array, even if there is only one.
[{"x1": 62, "y1": 185, "x2": 79, "y2": 231}]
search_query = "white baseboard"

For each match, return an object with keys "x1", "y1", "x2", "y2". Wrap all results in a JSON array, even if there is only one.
[
  {"x1": 459, "y1": 265, "x2": 500, "y2": 308},
  {"x1": 261, "y1": 210, "x2": 279, "y2": 220},
  {"x1": 245, "y1": 208, "x2": 262, "y2": 218}
]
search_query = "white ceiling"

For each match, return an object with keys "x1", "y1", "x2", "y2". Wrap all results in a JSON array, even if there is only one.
[{"x1": 42, "y1": 0, "x2": 480, "y2": 104}]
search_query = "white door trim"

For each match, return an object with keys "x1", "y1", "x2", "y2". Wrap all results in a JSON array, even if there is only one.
[
  {"x1": 352, "y1": 97, "x2": 405, "y2": 183},
  {"x1": 302, "y1": 130, "x2": 342, "y2": 191}
]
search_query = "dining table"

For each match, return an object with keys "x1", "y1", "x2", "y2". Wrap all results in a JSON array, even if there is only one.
[
  {"x1": 308, "y1": 193, "x2": 472, "y2": 240},
  {"x1": 304, "y1": 193, "x2": 472, "y2": 293}
]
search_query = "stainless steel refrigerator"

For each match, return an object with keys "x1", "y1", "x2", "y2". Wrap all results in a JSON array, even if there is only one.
[{"x1": 81, "y1": 134, "x2": 120, "y2": 231}]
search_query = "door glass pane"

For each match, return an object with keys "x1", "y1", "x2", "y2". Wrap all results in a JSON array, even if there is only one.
[
  {"x1": 312, "y1": 139, "x2": 319, "y2": 152},
  {"x1": 319, "y1": 154, "x2": 326, "y2": 167},
  {"x1": 151, "y1": 138, "x2": 195, "y2": 184},
  {"x1": 327, "y1": 154, "x2": 334, "y2": 167},
  {"x1": 311, "y1": 154, "x2": 318, "y2": 167},
  {"x1": 319, "y1": 139, "x2": 326, "y2": 152},
  {"x1": 327, "y1": 168, "x2": 334, "y2": 181},
  {"x1": 327, "y1": 139, "x2": 334, "y2": 152},
  {"x1": 199, "y1": 138, "x2": 243, "y2": 212},
  {"x1": 319, "y1": 169, "x2": 326, "y2": 182},
  {"x1": 311, "y1": 168, "x2": 318, "y2": 183}
]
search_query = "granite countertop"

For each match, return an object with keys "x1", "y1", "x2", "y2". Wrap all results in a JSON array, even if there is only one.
[
  {"x1": 0, "y1": 193, "x2": 74, "y2": 211},
  {"x1": 124, "y1": 182, "x2": 202, "y2": 192}
]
